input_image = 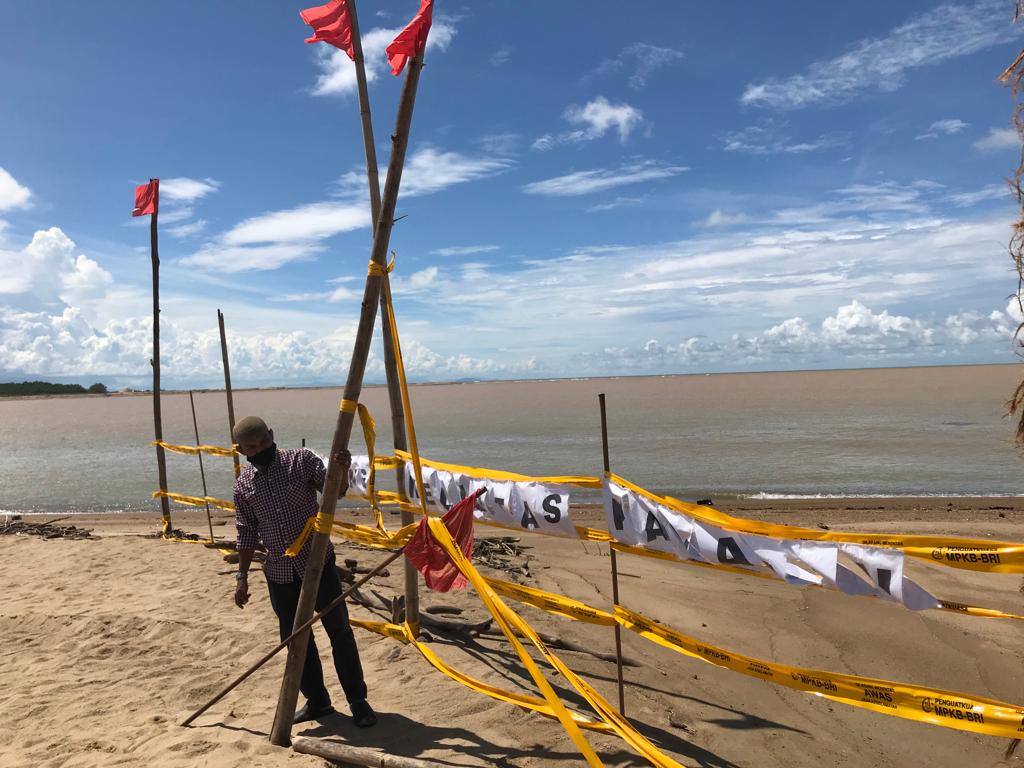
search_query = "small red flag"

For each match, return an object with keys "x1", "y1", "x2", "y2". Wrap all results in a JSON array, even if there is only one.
[
  {"x1": 404, "y1": 489, "x2": 480, "y2": 592},
  {"x1": 132, "y1": 179, "x2": 159, "y2": 217},
  {"x1": 386, "y1": 0, "x2": 433, "y2": 76},
  {"x1": 300, "y1": 0, "x2": 355, "y2": 60}
]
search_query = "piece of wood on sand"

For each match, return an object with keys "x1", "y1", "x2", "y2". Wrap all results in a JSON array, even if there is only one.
[{"x1": 293, "y1": 737, "x2": 437, "y2": 768}]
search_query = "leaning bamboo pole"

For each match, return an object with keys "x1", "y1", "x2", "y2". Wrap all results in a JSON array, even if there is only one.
[
  {"x1": 269, "y1": 50, "x2": 428, "y2": 748},
  {"x1": 347, "y1": 0, "x2": 418, "y2": 631},
  {"x1": 188, "y1": 390, "x2": 215, "y2": 542},
  {"x1": 217, "y1": 309, "x2": 240, "y2": 479},
  {"x1": 149, "y1": 200, "x2": 172, "y2": 534}
]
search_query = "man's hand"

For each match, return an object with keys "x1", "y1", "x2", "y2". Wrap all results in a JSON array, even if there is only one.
[
  {"x1": 234, "y1": 577, "x2": 250, "y2": 609},
  {"x1": 336, "y1": 448, "x2": 351, "y2": 496}
]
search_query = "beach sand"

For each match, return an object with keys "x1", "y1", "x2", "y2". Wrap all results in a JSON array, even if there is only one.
[{"x1": 2, "y1": 500, "x2": 1023, "y2": 767}]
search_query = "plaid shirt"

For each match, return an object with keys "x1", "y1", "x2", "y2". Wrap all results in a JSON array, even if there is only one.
[{"x1": 233, "y1": 447, "x2": 332, "y2": 584}]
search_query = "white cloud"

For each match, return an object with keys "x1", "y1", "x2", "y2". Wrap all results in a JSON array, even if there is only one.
[
  {"x1": 0, "y1": 228, "x2": 113, "y2": 319},
  {"x1": 180, "y1": 242, "x2": 327, "y2": 273},
  {"x1": 310, "y1": 22, "x2": 456, "y2": 97},
  {"x1": 431, "y1": 244, "x2": 500, "y2": 257},
  {"x1": 588, "y1": 43, "x2": 685, "y2": 89},
  {"x1": 700, "y1": 209, "x2": 750, "y2": 228},
  {"x1": 221, "y1": 202, "x2": 369, "y2": 246},
  {"x1": 587, "y1": 197, "x2": 645, "y2": 213},
  {"x1": 523, "y1": 161, "x2": 687, "y2": 197},
  {"x1": 722, "y1": 123, "x2": 842, "y2": 155},
  {"x1": 533, "y1": 97, "x2": 645, "y2": 151},
  {"x1": 566, "y1": 96, "x2": 643, "y2": 142},
  {"x1": 489, "y1": 45, "x2": 512, "y2": 67},
  {"x1": 916, "y1": 118, "x2": 970, "y2": 139},
  {"x1": 167, "y1": 219, "x2": 208, "y2": 238},
  {"x1": 741, "y1": 0, "x2": 1017, "y2": 109},
  {"x1": 973, "y1": 127, "x2": 1019, "y2": 152},
  {"x1": 0, "y1": 167, "x2": 32, "y2": 211},
  {"x1": 946, "y1": 184, "x2": 1009, "y2": 207},
  {"x1": 160, "y1": 177, "x2": 220, "y2": 202},
  {"x1": 397, "y1": 147, "x2": 512, "y2": 197}
]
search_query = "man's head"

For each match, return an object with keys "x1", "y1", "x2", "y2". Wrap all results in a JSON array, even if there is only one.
[{"x1": 233, "y1": 416, "x2": 274, "y2": 458}]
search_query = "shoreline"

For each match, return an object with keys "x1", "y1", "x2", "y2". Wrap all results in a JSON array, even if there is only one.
[{"x1": 1, "y1": 360, "x2": 1018, "y2": 401}]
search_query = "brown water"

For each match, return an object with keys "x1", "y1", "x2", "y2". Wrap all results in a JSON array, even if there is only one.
[{"x1": 1, "y1": 364, "x2": 1021, "y2": 514}]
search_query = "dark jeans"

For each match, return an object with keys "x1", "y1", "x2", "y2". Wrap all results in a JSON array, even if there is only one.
[{"x1": 266, "y1": 554, "x2": 368, "y2": 707}]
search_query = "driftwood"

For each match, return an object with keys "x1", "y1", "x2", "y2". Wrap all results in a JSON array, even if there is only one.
[
  {"x1": 1, "y1": 518, "x2": 96, "y2": 540},
  {"x1": 423, "y1": 605, "x2": 462, "y2": 615},
  {"x1": 293, "y1": 736, "x2": 436, "y2": 768}
]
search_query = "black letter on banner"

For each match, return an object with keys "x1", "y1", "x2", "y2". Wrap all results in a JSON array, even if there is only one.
[
  {"x1": 645, "y1": 511, "x2": 668, "y2": 542},
  {"x1": 406, "y1": 471, "x2": 418, "y2": 501},
  {"x1": 611, "y1": 497, "x2": 625, "y2": 531},
  {"x1": 438, "y1": 484, "x2": 450, "y2": 511},
  {"x1": 876, "y1": 568, "x2": 892, "y2": 595},
  {"x1": 521, "y1": 503, "x2": 540, "y2": 530},
  {"x1": 717, "y1": 537, "x2": 751, "y2": 565},
  {"x1": 542, "y1": 494, "x2": 562, "y2": 523}
]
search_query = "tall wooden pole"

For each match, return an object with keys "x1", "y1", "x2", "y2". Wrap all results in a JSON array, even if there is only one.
[
  {"x1": 599, "y1": 393, "x2": 626, "y2": 715},
  {"x1": 150, "y1": 201, "x2": 172, "y2": 534},
  {"x1": 217, "y1": 309, "x2": 240, "y2": 479},
  {"x1": 347, "y1": 0, "x2": 417, "y2": 631},
  {"x1": 188, "y1": 390, "x2": 215, "y2": 542},
  {"x1": 270, "y1": 50, "x2": 427, "y2": 748}
]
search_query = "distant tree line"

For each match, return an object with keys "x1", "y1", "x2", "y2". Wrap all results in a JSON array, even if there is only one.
[{"x1": 0, "y1": 381, "x2": 108, "y2": 396}]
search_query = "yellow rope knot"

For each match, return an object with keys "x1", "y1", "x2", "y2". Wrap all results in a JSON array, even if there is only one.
[{"x1": 366, "y1": 252, "x2": 396, "y2": 277}]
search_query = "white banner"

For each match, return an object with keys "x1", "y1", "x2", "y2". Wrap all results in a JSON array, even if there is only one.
[{"x1": 604, "y1": 478, "x2": 939, "y2": 611}]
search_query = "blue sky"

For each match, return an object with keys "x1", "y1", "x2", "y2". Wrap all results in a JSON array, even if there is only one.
[{"x1": 1, "y1": 0, "x2": 1023, "y2": 388}]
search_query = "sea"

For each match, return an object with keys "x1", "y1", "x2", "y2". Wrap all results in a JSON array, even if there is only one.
[{"x1": 2, "y1": 363, "x2": 1022, "y2": 515}]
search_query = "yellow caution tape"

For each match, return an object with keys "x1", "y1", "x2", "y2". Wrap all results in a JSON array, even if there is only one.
[
  {"x1": 615, "y1": 605, "x2": 1024, "y2": 739},
  {"x1": 367, "y1": 253, "x2": 396, "y2": 277},
  {"x1": 151, "y1": 440, "x2": 237, "y2": 458},
  {"x1": 426, "y1": 515, "x2": 682, "y2": 767},
  {"x1": 152, "y1": 490, "x2": 234, "y2": 512},
  {"x1": 394, "y1": 450, "x2": 602, "y2": 489},
  {"x1": 483, "y1": 574, "x2": 1024, "y2": 740},
  {"x1": 612, "y1": 472, "x2": 1024, "y2": 574},
  {"x1": 351, "y1": 618, "x2": 615, "y2": 733}
]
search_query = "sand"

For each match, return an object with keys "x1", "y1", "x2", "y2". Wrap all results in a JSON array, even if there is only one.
[{"x1": 2, "y1": 500, "x2": 1023, "y2": 768}]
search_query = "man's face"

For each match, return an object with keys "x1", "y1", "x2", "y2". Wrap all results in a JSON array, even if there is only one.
[{"x1": 236, "y1": 428, "x2": 273, "y2": 458}]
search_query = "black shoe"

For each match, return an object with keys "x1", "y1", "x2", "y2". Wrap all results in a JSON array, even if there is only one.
[
  {"x1": 294, "y1": 701, "x2": 335, "y2": 724},
  {"x1": 350, "y1": 699, "x2": 377, "y2": 728}
]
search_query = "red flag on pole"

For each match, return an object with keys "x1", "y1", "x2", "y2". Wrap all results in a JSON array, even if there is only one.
[
  {"x1": 404, "y1": 489, "x2": 480, "y2": 592},
  {"x1": 386, "y1": 0, "x2": 433, "y2": 76},
  {"x1": 300, "y1": 0, "x2": 355, "y2": 60},
  {"x1": 132, "y1": 179, "x2": 159, "y2": 217}
]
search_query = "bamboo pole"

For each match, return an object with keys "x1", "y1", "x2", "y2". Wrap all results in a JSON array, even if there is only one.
[
  {"x1": 188, "y1": 390, "x2": 215, "y2": 542},
  {"x1": 347, "y1": 0, "x2": 418, "y2": 631},
  {"x1": 269, "y1": 50, "x2": 427, "y2": 748},
  {"x1": 181, "y1": 548, "x2": 404, "y2": 727},
  {"x1": 217, "y1": 309, "x2": 240, "y2": 479},
  {"x1": 150, "y1": 199, "x2": 172, "y2": 534},
  {"x1": 599, "y1": 393, "x2": 626, "y2": 716}
]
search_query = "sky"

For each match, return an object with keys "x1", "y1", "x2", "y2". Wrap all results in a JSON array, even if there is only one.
[{"x1": 2, "y1": 0, "x2": 1024, "y2": 389}]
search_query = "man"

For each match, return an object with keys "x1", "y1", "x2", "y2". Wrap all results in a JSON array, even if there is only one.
[{"x1": 232, "y1": 415, "x2": 376, "y2": 727}]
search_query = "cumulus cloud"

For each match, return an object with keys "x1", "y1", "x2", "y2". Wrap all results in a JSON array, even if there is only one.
[
  {"x1": 598, "y1": 301, "x2": 1015, "y2": 370},
  {"x1": 533, "y1": 97, "x2": 644, "y2": 151},
  {"x1": 973, "y1": 127, "x2": 1019, "y2": 152},
  {"x1": 0, "y1": 166, "x2": 32, "y2": 211},
  {"x1": 0, "y1": 228, "x2": 112, "y2": 318},
  {"x1": 523, "y1": 161, "x2": 687, "y2": 197},
  {"x1": 741, "y1": 0, "x2": 1017, "y2": 109},
  {"x1": 310, "y1": 21, "x2": 456, "y2": 97},
  {"x1": 588, "y1": 43, "x2": 685, "y2": 89}
]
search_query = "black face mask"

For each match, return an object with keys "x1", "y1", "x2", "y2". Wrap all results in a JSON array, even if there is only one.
[{"x1": 247, "y1": 442, "x2": 277, "y2": 468}]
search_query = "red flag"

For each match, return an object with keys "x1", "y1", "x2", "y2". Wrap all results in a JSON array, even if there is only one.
[
  {"x1": 300, "y1": 0, "x2": 355, "y2": 60},
  {"x1": 404, "y1": 489, "x2": 480, "y2": 592},
  {"x1": 386, "y1": 0, "x2": 433, "y2": 76},
  {"x1": 132, "y1": 179, "x2": 159, "y2": 217}
]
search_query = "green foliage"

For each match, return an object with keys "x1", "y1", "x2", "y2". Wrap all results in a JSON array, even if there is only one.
[{"x1": 0, "y1": 380, "x2": 107, "y2": 396}]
